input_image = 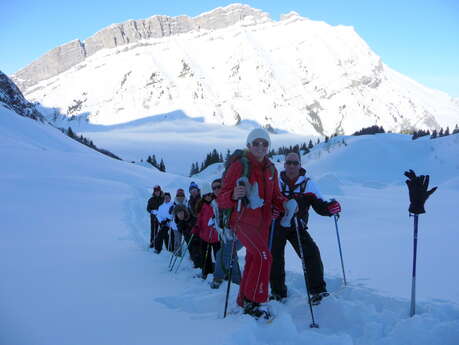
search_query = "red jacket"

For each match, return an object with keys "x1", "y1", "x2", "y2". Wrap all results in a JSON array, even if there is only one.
[
  {"x1": 218, "y1": 152, "x2": 286, "y2": 231},
  {"x1": 191, "y1": 202, "x2": 219, "y2": 243}
]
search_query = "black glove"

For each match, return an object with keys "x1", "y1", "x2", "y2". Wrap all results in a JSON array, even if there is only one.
[{"x1": 404, "y1": 169, "x2": 437, "y2": 214}]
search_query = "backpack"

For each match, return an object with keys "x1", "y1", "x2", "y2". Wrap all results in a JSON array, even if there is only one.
[{"x1": 222, "y1": 149, "x2": 275, "y2": 180}]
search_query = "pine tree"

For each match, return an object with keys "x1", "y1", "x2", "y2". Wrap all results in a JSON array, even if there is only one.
[
  {"x1": 439, "y1": 128, "x2": 444, "y2": 137},
  {"x1": 308, "y1": 140, "x2": 313, "y2": 149},
  {"x1": 151, "y1": 155, "x2": 158, "y2": 168},
  {"x1": 453, "y1": 124, "x2": 459, "y2": 135},
  {"x1": 67, "y1": 127, "x2": 75, "y2": 138},
  {"x1": 159, "y1": 159, "x2": 166, "y2": 172},
  {"x1": 431, "y1": 129, "x2": 438, "y2": 139},
  {"x1": 444, "y1": 127, "x2": 450, "y2": 136}
]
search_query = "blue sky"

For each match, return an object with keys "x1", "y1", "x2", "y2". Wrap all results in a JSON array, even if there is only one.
[{"x1": 1, "y1": 0, "x2": 458, "y2": 96}]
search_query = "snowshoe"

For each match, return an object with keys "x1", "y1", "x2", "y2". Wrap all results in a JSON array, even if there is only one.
[
  {"x1": 243, "y1": 299, "x2": 273, "y2": 321},
  {"x1": 310, "y1": 291, "x2": 329, "y2": 306},
  {"x1": 269, "y1": 293, "x2": 287, "y2": 303},
  {"x1": 210, "y1": 278, "x2": 223, "y2": 289}
]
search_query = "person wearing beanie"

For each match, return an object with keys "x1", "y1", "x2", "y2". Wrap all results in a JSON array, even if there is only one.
[
  {"x1": 217, "y1": 127, "x2": 287, "y2": 320},
  {"x1": 187, "y1": 182, "x2": 203, "y2": 268},
  {"x1": 146, "y1": 185, "x2": 164, "y2": 248},
  {"x1": 169, "y1": 188, "x2": 188, "y2": 255},
  {"x1": 192, "y1": 182, "x2": 220, "y2": 279}
]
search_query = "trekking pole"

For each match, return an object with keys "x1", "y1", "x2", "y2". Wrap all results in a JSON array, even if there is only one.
[
  {"x1": 223, "y1": 235, "x2": 237, "y2": 318},
  {"x1": 333, "y1": 214, "x2": 347, "y2": 286},
  {"x1": 293, "y1": 216, "x2": 319, "y2": 328},
  {"x1": 174, "y1": 234, "x2": 194, "y2": 273},
  {"x1": 410, "y1": 214, "x2": 419, "y2": 317},
  {"x1": 169, "y1": 235, "x2": 186, "y2": 272},
  {"x1": 168, "y1": 237, "x2": 177, "y2": 269},
  {"x1": 268, "y1": 221, "x2": 275, "y2": 251},
  {"x1": 201, "y1": 231, "x2": 212, "y2": 278}
]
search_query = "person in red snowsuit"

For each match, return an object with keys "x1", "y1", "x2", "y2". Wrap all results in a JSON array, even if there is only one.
[
  {"x1": 192, "y1": 182, "x2": 220, "y2": 279},
  {"x1": 218, "y1": 128, "x2": 286, "y2": 319}
]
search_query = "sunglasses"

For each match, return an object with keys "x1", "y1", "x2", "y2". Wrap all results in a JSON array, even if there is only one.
[
  {"x1": 252, "y1": 140, "x2": 269, "y2": 148},
  {"x1": 212, "y1": 185, "x2": 221, "y2": 190},
  {"x1": 286, "y1": 160, "x2": 300, "y2": 166}
]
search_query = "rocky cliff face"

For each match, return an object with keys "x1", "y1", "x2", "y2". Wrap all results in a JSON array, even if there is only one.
[
  {"x1": 0, "y1": 71, "x2": 43, "y2": 121},
  {"x1": 12, "y1": 4, "x2": 269, "y2": 90}
]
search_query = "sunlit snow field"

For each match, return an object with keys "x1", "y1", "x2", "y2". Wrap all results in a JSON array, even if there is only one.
[{"x1": 1, "y1": 107, "x2": 458, "y2": 345}]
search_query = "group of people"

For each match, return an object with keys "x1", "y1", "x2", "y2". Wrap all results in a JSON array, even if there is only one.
[{"x1": 146, "y1": 128, "x2": 341, "y2": 320}]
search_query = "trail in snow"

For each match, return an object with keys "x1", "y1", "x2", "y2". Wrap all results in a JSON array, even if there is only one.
[{"x1": 124, "y1": 190, "x2": 459, "y2": 345}]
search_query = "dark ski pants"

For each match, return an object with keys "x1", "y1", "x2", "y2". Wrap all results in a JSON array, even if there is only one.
[
  {"x1": 154, "y1": 224, "x2": 170, "y2": 253},
  {"x1": 270, "y1": 219, "x2": 326, "y2": 297},
  {"x1": 200, "y1": 241, "x2": 220, "y2": 278},
  {"x1": 184, "y1": 230, "x2": 203, "y2": 268},
  {"x1": 150, "y1": 215, "x2": 159, "y2": 246}
]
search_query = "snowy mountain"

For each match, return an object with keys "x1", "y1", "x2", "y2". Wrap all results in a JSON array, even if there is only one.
[{"x1": 12, "y1": 4, "x2": 459, "y2": 137}]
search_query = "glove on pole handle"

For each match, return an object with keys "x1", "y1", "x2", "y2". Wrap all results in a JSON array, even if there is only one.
[
  {"x1": 293, "y1": 217, "x2": 319, "y2": 328},
  {"x1": 334, "y1": 214, "x2": 347, "y2": 286},
  {"x1": 410, "y1": 214, "x2": 419, "y2": 317},
  {"x1": 236, "y1": 178, "x2": 246, "y2": 213}
]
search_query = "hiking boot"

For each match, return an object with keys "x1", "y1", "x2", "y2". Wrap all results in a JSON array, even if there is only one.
[
  {"x1": 269, "y1": 290, "x2": 287, "y2": 302},
  {"x1": 310, "y1": 291, "x2": 329, "y2": 305},
  {"x1": 243, "y1": 299, "x2": 272, "y2": 320},
  {"x1": 210, "y1": 278, "x2": 223, "y2": 289},
  {"x1": 269, "y1": 294, "x2": 286, "y2": 303}
]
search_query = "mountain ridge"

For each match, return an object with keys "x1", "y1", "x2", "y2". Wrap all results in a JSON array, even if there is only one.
[{"x1": 12, "y1": 4, "x2": 269, "y2": 90}]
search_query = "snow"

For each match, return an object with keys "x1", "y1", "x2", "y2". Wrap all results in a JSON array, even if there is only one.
[
  {"x1": 54, "y1": 110, "x2": 316, "y2": 175},
  {"x1": 1, "y1": 104, "x2": 459, "y2": 345}
]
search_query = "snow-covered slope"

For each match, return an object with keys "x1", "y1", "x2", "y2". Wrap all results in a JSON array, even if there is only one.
[
  {"x1": 1, "y1": 97, "x2": 459, "y2": 344},
  {"x1": 14, "y1": 4, "x2": 459, "y2": 136}
]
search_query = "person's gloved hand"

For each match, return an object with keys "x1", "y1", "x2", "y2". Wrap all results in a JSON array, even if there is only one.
[
  {"x1": 328, "y1": 200, "x2": 341, "y2": 215},
  {"x1": 208, "y1": 217, "x2": 216, "y2": 227},
  {"x1": 280, "y1": 199, "x2": 298, "y2": 227},
  {"x1": 404, "y1": 169, "x2": 437, "y2": 214},
  {"x1": 272, "y1": 207, "x2": 281, "y2": 220},
  {"x1": 222, "y1": 228, "x2": 235, "y2": 243}
]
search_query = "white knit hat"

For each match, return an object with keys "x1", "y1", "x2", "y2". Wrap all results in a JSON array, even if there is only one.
[
  {"x1": 246, "y1": 128, "x2": 271, "y2": 147},
  {"x1": 200, "y1": 182, "x2": 213, "y2": 196}
]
